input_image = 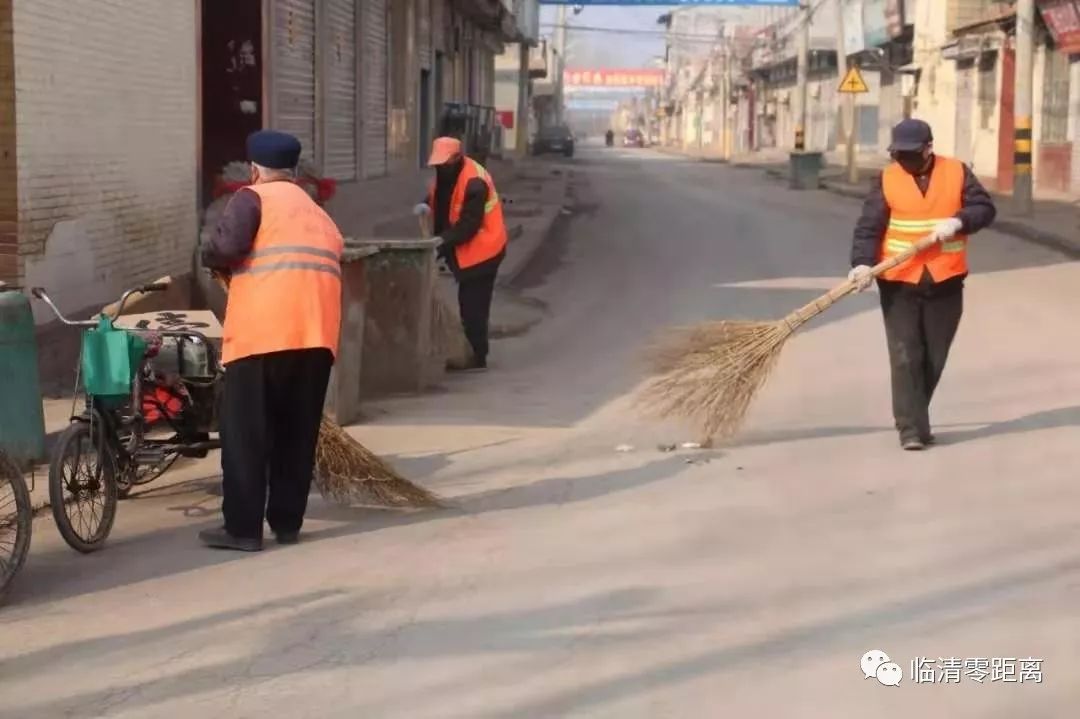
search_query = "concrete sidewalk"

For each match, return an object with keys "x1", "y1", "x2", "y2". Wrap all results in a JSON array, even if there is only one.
[{"x1": 670, "y1": 146, "x2": 1080, "y2": 258}]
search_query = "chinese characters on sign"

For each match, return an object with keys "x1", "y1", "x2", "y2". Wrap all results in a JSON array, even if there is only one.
[
  {"x1": 563, "y1": 69, "x2": 664, "y2": 89},
  {"x1": 910, "y1": 657, "x2": 1044, "y2": 684},
  {"x1": 1038, "y1": 0, "x2": 1080, "y2": 54}
]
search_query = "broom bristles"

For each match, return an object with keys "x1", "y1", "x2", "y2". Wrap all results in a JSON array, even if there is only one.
[
  {"x1": 314, "y1": 416, "x2": 443, "y2": 508},
  {"x1": 638, "y1": 319, "x2": 793, "y2": 441}
]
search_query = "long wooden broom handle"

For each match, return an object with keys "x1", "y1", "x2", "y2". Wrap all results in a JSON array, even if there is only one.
[{"x1": 783, "y1": 235, "x2": 940, "y2": 330}]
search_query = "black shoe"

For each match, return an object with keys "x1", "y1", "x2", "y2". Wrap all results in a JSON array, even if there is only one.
[
  {"x1": 199, "y1": 527, "x2": 263, "y2": 552},
  {"x1": 275, "y1": 531, "x2": 300, "y2": 545},
  {"x1": 922, "y1": 433, "x2": 937, "y2": 446},
  {"x1": 446, "y1": 356, "x2": 488, "y2": 373}
]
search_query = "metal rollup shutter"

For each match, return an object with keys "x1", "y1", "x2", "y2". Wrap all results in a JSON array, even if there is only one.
[
  {"x1": 323, "y1": 0, "x2": 357, "y2": 180},
  {"x1": 432, "y1": 0, "x2": 446, "y2": 53},
  {"x1": 272, "y1": 0, "x2": 317, "y2": 163},
  {"x1": 418, "y1": 0, "x2": 432, "y2": 70},
  {"x1": 361, "y1": 0, "x2": 388, "y2": 178}
]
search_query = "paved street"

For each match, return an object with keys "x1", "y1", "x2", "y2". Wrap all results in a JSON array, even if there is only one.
[{"x1": 4, "y1": 147, "x2": 1080, "y2": 717}]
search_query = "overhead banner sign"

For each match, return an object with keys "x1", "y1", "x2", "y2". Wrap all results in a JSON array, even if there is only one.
[
  {"x1": 540, "y1": 1, "x2": 798, "y2": 5},
  {"x1": 885, "y1": 0, "x2": 906, "y2": 38},
  {"x1": 564, "y1": 68, "x2": 664, "y2": 88},
  {"x1": 841, "y1": 0, "x2": 866, "y2": 56},
  {"x1": 1038, "y1": 0, "x2": 1080, "y2": 54},
  {"x1": 566, "y1": 99, "x2": 621, "y2": 111},
  {"x1": 863, "y1": 0, "x2": 890, "y2": 47}
]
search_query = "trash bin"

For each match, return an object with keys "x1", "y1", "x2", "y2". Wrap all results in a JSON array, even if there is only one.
[
  {"x1": 323, "y1": 245, "x2": 379, "y2": 425},
  {"x1": 348, "y1": 237, "x2": 441, "y2": 398},
  {"x1": 789, "y1": 151, "x2": 824, "y2": 191},
  {"x1": 0, "y1": 285, "x2": 46, "y2": 468}
]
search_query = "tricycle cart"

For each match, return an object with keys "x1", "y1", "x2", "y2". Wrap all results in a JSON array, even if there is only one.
[{"x1": 33, "y1": 282, "x2": 224, "y2": 553}]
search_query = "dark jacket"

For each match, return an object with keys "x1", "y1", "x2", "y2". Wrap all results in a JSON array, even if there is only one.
[
  {"x1": 430, "y1": 160, "x2": 504, "y2": 281},
  {"x1": 850, "y1": 157, "x2": 997, "y2": 292},
  {"x1": 202, "y1": 186, "x2": 265, "y2": 274}
]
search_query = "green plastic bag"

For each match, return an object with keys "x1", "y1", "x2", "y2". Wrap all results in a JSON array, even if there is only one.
[{"x1": 80, "y1": 315, "x2": 147, "y2": 400}]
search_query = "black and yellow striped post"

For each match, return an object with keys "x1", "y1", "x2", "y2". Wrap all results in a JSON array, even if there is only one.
[
  {"x1": 1014, "y1": 115, "x2": 1033, "y2": 215},
  {"x1": 794, "y1": 126, "x2": 806, "y2": 152}
]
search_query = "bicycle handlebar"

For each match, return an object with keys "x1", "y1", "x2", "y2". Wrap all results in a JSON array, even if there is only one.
[
  {"x1": 31, "y1": 278, "x2": 171, "y2": 326},
  {"x1": 30, "y1": 287, "x2": 95, "y2": 327}
]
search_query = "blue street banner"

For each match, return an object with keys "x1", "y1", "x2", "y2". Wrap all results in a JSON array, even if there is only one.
[
  {"x1": 566, "y1": 99, "x2": 621, "y2": 111},
  {"x1": 539, "y1": 1, "x2": 798, "y2": 5}
]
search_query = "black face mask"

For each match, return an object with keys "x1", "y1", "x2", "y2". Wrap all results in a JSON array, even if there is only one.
[
  {"x1": 893, "y1": 151, "x2": 928, "y2": 175},
  {"x1": 436, "y1": 158, "x2": 464, "y2": 182}
]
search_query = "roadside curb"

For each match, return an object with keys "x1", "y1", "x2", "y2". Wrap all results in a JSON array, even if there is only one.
[
  {"x1": 819, "y1": 179, "x2": 1080, "y2": 258},
  {"x1": 991, "y1": 219, "x2": 1080, "y2": 259},
  {"x1": 498, "y1": 175, "x2": 573, "y2": 287},
  {"x1": 490, "y1": 291, "x2": 547, "y2": 339}
]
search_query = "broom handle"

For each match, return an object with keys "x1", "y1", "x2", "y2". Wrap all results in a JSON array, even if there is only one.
[
  {"x1": 417, "y1": 212, "x2": 433, "y2": 240},
  {"x1": 782, "y1": 235, "x2": 940, "y2": 330}
]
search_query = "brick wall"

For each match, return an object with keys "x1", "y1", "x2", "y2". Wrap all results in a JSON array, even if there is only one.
[
  {"x1": 12, "y1": 0, "x2": 198, "y2": 322},
  {"x1": 0, "y1": 1, "x2": 16, "y2": 286}
]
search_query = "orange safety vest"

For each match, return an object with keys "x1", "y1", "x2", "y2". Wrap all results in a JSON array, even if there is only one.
[
  {"x1": 428, "y1": 158, "x2": 508, "y2": 269},
  {"x1": 222, "y1": 182, "x2": 343, "y2": 365},
  {"x1": 879, "y1": 155, "x2": 968, "y2": 284}
]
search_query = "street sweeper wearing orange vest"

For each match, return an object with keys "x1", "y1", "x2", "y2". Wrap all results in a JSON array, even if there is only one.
[{"x1": 426, "y1": 156, "x2": 508, "y2": 272}]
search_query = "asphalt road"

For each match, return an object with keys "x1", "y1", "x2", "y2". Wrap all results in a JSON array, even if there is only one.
[{"x1": 3, "y1": 146, "x2": 1080, "y2": 718}]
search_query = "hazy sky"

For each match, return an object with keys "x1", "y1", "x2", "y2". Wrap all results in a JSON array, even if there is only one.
[{"x1": 539, "y1": 5, "x2": 678, "y2": 69}]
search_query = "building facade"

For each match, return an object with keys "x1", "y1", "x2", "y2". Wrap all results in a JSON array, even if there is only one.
[{"x1": 1, "y1": 0, "x2": 516, "y2": 322}]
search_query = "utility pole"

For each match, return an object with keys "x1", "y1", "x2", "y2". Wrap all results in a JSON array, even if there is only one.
[
  {"x1": 835, "y1": 0, "x2": 857, "y2": 184},
  {"x1": 516, "y1": 43, "x2": 530, "y2": 157},
  {"x1": 795, "y1": 2, "x2": 809, "y2": 151},
  {"x1": 721, "y1": 42, "x2": 730, "y2": 160},
  {"x1": 1014, "y1": 0, "x2": 1034, "y2": 215},
  {"x1": 727, "y1": 35, "x2": 738, "y2": 158},
  {"x1": 555, "y1": 5, "x2": 568, "y2": 125}
]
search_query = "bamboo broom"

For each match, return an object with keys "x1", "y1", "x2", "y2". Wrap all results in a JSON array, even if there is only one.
[{"x1": 639, "y1": 235, "x2": 941, "y2": 442}]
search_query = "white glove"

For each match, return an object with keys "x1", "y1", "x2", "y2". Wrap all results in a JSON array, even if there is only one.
[
  {"x1": 412, "y1": 203, "x2": 431, "y2": 217},
  {"x1": 847, "y1": 265, "x2": 873, "y2": 292},
  {"x1": 930, "y1": 217, "x2": 963, "y2": 243}
]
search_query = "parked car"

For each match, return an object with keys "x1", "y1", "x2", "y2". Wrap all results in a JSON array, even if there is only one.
[
  {"x1": 623, "y1": 129, "x2": 645, "y2": 148},
  {"x1": 533, "y1": 125, "x2": 575, "y2": 157}
]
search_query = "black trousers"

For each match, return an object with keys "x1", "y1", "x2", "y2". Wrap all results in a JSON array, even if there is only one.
[
  {"x1": 458, "y1": 272, "x2": 497, "y2": 362},
  {"x1": 220, "y1": 348, "x2": 333, "y2": 539},
  {"x1": 878, "y1": 280, "x2": 963, "y2": 440}
]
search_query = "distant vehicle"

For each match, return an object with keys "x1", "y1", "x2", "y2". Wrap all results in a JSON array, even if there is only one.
[
  {"x1": 623, "y1": 129, "x2": 645, "y2": 148},
  {"x1": 533, "y1": 125, "x2": 575, "y2": 158}
]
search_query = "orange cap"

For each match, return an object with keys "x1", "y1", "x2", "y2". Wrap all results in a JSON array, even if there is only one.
[{"x1": 427, "y1": 137, "x2": 463, "y2": 166}]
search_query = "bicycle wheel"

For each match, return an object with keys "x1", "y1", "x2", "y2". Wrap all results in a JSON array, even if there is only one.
[
  {"x1": 49, "y1": 422, "x2": 118, "y2": 553},
  {"x1": 0, "y1": 451, "x2": 32, "y2": 603}
]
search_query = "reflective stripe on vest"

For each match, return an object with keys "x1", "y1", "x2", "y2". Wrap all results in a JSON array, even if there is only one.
[
  {"x1": 233, "y1": 245, "x2": 343, "y2": 279},
  {"x1": 473, "y1": 163, "x2": 501, "y2": 213}
]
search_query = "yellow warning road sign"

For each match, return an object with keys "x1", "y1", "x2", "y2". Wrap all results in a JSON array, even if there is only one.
[{"x1": 838, "y1": 66, "x2": 869, "y2": 94}]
